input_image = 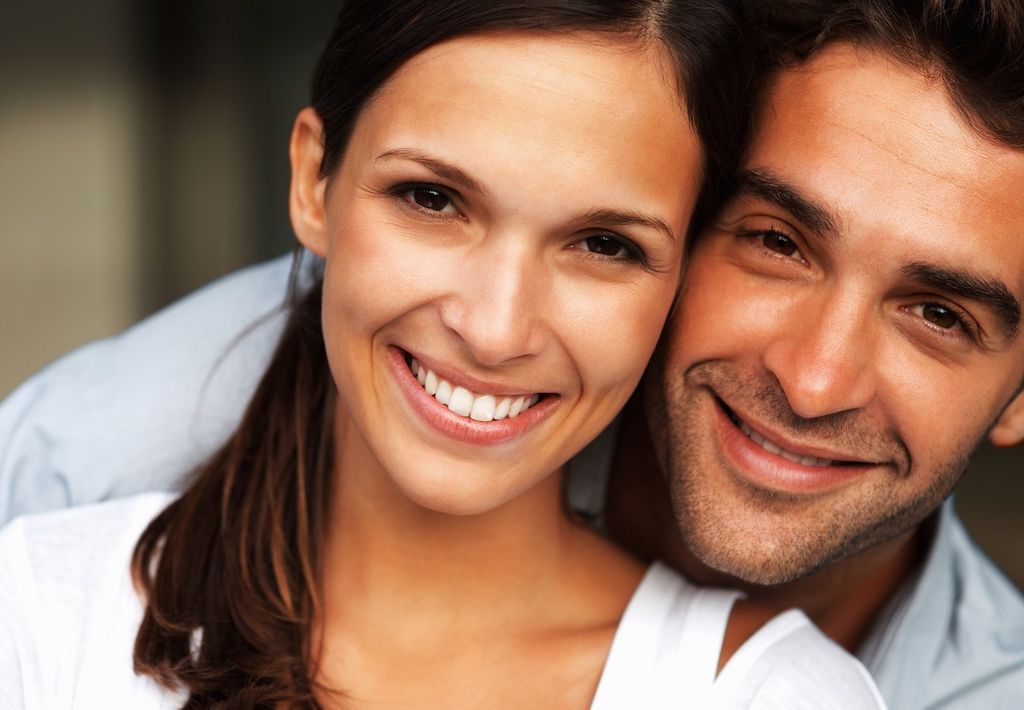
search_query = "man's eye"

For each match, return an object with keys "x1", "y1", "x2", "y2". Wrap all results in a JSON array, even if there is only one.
[
  {"x1": 920, "y1": 303, "x2": 962, "y2": 330},
  {"x1": 401, "y1": 186, "x2": 458, "y2": 215},
  {"x1": 761, "y1": 230, "x2": 801, "y2": 259}
]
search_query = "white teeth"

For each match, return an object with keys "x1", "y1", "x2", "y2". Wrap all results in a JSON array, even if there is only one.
[
  {"x1": 781, "y1": 450, "x2": 802, "y2": 464},
  {"x1": 448, "y1": 387, "x2": 474, "y2": 417},
  {"x1": 407, "y1": 358, "x2": 540, "y2": 422},
  {"x1": 494, "y1": 397, "x2": 512, "y2": 420},
  {"x1": 470, "y1": 395, "x2": 496, "y2": 422},
  {"x1": 739, "y1": 420, "x2": 832, "y2": 467},
  {"x1": 509, "y1": 397, "x2": 525, "y2": 418}
]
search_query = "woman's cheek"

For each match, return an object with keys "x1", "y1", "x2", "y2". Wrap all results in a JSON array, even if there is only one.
[{"x1": 564, "y1": 278, "x2": 678, "y2": 395}]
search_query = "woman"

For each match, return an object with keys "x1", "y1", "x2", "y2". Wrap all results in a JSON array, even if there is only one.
[{"x1": 0, "y1": 1, "x2": 884, "y2": 707}]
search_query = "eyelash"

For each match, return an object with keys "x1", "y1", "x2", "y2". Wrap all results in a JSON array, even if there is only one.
[
  {"x1": 391, "y1": 182, "x2": 464, "y2": 220},
  {"x1": 736, "y1": 226, "x2": 807, "y2": 264},
  {"x1": 909, "y1": 302, "x2": 979, "y2": 343},
  {"x1": 572, "y1": 234, "x2": 650, "y2": 268},
  {"x1": 388, "y1": 181, "x2": 651, "y2": 268}
]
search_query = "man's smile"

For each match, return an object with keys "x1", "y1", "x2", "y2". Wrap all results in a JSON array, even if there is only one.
[{"x1": 710, "y1": 392, "x2": 884, "y2": 497}]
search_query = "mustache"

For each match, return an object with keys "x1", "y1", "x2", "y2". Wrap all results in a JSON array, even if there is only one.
[{"x1": 686, "y1": 360, "x2": 912, "y2": 469}]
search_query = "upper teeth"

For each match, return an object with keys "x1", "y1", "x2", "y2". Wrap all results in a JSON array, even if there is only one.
[
  {"x1": 411, "y1": 358, "x2": 539, "y2": 422},
  {"x1": 739, "y1": 421, "x2": 833, "y2": 468}
]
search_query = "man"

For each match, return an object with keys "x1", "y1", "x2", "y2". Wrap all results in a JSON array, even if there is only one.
[
  {"x1": 1, "y1": 0, "x2": 1022, "y2": 707},
  {"x1": 604, "y1": 1, "x2": 1024, "y2": 707}
]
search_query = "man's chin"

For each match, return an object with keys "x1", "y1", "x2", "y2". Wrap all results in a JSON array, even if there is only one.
[{"x1": 681, "y1": 526, "x2": 832, "y2": 586}]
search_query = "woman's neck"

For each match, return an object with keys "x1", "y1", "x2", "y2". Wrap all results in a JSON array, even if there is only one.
[
  {"x1": 312, "y1": 408, "x2": 644, "y2": 707},
  {"x1": 320, "y1": 409, "x2": 587, "y2": 638}
]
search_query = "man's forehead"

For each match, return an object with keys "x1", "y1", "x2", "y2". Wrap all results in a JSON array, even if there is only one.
[
  {"x1": 756, "y1": 44, "x2": 987, "y2": 183},
  {"x1": 744, "y1": 42, "x2": 1024, "y2": 286}
]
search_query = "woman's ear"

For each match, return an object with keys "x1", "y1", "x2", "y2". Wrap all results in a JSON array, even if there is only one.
[
  {"x1": 289, "y1": 107, "x2": 329, "y2": 257},
  {"x1": 989, "y1": 389, "x2": 1024, "y2": 447}
]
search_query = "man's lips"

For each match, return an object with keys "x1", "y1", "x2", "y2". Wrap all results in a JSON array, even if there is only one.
[
  {"x1": 710, "y1": 395, "x2": 885, "y2": 496},
  {"x1": 715, "y1": 396, "x2": 879, "y2": 466}
]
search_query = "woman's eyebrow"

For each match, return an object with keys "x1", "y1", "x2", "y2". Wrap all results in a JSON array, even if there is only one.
[
  {"x1": 580, "y1": 208, "x2": 676, "y2": 242},
  {"x1": 376, "y1": 148, "x2": 483, "y2": 193}
]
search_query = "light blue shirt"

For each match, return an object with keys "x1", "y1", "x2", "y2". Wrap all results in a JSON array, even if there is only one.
[{"x1": 2, "y1": 253, "x2": 1022, "y2": 708}]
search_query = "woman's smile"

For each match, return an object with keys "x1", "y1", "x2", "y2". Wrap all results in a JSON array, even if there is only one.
[{"x1": 386, "y1": 346, "x2": 558, "y2": 447}]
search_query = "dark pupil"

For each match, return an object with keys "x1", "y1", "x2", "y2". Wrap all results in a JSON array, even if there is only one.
[
  {"x1": 413, "y1": 189, "x2": 449, "y2": 211},
  {"x1": 923, "y1": 304, "x2": 958, "y2": 329},
  {"x1": 764, "y1": 231, "x2": 797, "y2": 256},
  {"x1": 586, "y1": 235, "x2": 622, "y2": 256}
]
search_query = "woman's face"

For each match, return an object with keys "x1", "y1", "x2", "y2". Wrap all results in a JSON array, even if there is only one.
[{"x1": 291, "y1": 31, "x2": 702, "y2": 515}]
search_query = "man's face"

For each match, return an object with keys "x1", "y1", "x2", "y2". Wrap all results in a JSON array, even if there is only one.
[{"x1": 650, "y1": 43, "x2": 1024, "y2": 585}]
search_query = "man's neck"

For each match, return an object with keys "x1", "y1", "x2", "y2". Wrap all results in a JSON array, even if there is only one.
[{"x1": 671, "y1": 521, "x2": 930, "y2": 652}]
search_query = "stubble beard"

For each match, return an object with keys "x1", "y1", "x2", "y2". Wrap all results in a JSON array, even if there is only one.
[{"x1": 649, "y1": 363, "x2": 975, "y2": 586}]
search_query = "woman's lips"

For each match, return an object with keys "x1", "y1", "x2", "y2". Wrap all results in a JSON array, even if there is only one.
[
  {"x1": 386, "y1": 347, "x2": 558, "y2": 446},
  {"x1": 409, "y1": 357, "x2": 540, "y2": 422},
  {"x1": 712, "y1": 397, "x2": 877, "y2": 496}
]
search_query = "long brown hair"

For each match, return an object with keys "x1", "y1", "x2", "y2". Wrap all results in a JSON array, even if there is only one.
[
  {"x1": 133, "y1": 254, "x2": 335, "y2": 706},
  {"x1": 131, "y1": 1, "x2": 746, "y2": 706}
]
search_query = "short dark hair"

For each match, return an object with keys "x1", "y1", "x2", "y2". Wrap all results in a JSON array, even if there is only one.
[{"x1": 745, "y1": 0, "x2": 1024, "y2": 149}]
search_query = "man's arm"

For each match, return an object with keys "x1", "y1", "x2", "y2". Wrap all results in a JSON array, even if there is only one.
[{"x1": 0, "y1": 254, "x2": 295, "y2": 524}]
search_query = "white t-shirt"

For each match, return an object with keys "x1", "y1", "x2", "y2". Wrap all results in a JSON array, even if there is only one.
[{"x1": 0, "y1": 494, "x2": 885, "y2": 709}]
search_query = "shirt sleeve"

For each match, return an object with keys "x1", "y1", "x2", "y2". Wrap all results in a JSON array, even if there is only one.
[
  {"x1": 0, "y1": 520, "x2": 41, "y2": 709},
  {"x1": 0, "y1": 254, "x2": 296, "y2": 526}
]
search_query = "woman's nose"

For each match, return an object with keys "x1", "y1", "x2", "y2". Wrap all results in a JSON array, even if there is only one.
[{"x1": 438, "y1": 240, "x2": 548, "y2": 367}]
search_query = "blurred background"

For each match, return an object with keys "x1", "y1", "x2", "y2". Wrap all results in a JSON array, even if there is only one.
[{"x1": 0, "y1": 1, "x2": 1020, "y2": 589}]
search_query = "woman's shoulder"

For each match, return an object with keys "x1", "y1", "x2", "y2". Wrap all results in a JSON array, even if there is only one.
[
  {"x1": 591, "y1": 561, "x2": 740, "y2": 708},
  {"x1": 1, "y1": 492, "x2": 175, "y2": 579},
  {"x1": 713, "y1": 609, "x2": 887, "y2": 709},
  {"x1": 592, "y1": 564, "x2": 886, "y2": 709},
  {"x1": 0, "y1": 492, "x2": 182, "y2": 709}
]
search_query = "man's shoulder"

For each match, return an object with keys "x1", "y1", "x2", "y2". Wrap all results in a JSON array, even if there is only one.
[
  {"x1": 867, "y1": 504, "x2": 1024, "y2": 709},
  {"x1": 0, "y1": 255, "x2": 295, "y2": 522}
]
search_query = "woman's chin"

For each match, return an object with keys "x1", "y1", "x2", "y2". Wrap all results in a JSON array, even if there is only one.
[{"x1": 388, "y1": 464, "x2": 545, "y2": 518}]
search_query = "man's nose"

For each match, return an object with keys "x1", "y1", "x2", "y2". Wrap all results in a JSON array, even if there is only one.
[
  {"x1": 438, "y1": 239, "x2": 547, "y2": 367},
  {"x1": 762, "y1": 291, "x2": 878, "y2": 419}
]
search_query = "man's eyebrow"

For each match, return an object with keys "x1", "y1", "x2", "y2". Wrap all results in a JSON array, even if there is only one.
[
  {"x1": 903, "y1": 262, "x2": 1022, "y2": 339},
  {"x1": 580, "y1": 208, "x2": 676, "y2": 243},
  {"x1": 376, "y1": 148, "x2": 483, "y2": 193},
  {"x1": 734, "y1": 169, "x2": 841, "y2": 240}
]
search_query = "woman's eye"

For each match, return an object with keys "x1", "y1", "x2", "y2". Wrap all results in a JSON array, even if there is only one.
[
  {"x1": 578, "y1": 235, "x2": 632, "y2": 259},
  {"x1": 761, "y1": 229, "x2": 801, "y2": 259},
  {"x1": 402, "y1": 186, "x2": 458, "y2": 215}
]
